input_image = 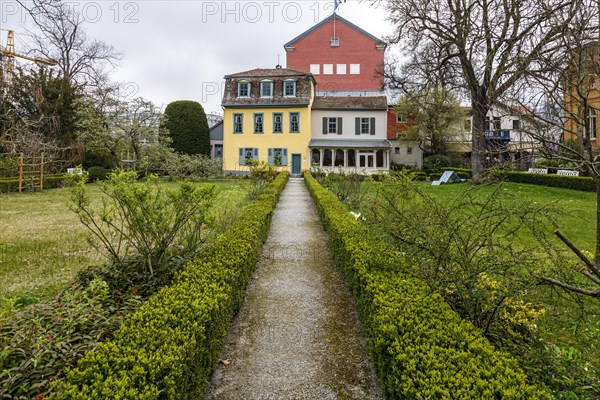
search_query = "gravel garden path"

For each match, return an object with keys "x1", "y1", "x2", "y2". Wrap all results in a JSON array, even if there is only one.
[{"x1": 203, "y1": 177, "x2": 383, "y2": 400}]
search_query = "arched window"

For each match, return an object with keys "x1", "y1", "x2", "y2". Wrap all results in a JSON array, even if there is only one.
[
  {"x1": 347, "y1": 149, "x2": 356, "y2": 167},
  {"x1": 323, "y1": 149, "x2": 333, "y2": 166},
  {"x1": 335, "y1": 149, "x2": 345, "y2": 166},
  {"x1": 311, "y1": 149, "x2": 320, "y2": 166},
  {"x1": 587, "y1": 107, "x2": 597, "y2": 140}
]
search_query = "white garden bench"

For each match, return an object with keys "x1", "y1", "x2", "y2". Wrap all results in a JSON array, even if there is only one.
[
  {"x1": 557, "y1": 170, "x2": 579, "y2": 177},
  {"x1": 527, "y1": 168, "x2": 548, "y2": 174}
]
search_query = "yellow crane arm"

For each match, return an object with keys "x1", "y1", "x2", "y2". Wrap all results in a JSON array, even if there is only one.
[{"x1": 1, "y1": 49, "x2": 58, "y2": 66}]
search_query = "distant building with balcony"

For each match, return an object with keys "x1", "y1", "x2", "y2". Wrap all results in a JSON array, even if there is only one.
[{"x1": 457, "y1": 103, "x2": 546, "y2": 167}]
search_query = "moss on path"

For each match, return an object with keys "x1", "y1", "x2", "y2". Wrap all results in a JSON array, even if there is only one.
[{"x1": 204, "y1": 178, "x2": 383, "y2": 400}]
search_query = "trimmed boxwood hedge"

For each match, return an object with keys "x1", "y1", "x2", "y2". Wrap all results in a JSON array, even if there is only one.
[
  {"x1": 50, "y1": 172, "x2": 289, "y2": 399},
  {"x1": 304, "y1": 172, "x2": 548, "y2": 399},
  {"x1": 450, "y1": 168, "x2": 596, "y2": 192},
  {"x1": 0, "y1": 174, "x2": 67, "y2": 193},
  {"x1": 500, "y1": 171, "x2": 596, "y2": 192}
]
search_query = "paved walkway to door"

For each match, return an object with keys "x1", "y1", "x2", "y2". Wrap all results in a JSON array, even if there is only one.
[{"x1": 203, "y1": 177, "x2": 383, "y2": 400}]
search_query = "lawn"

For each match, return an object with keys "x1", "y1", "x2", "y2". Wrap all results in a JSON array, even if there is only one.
[
  {"x1": 402, "y1": 181, "x2": 600, "y2": 375},
  {"x1": 0, "y1": 179, "x2": 246, "y2": 303},
  {"x1": 418, "y1": 181, "x2": 596, "y2": 253}
]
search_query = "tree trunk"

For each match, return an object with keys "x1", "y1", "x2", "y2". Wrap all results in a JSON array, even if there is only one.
[{"x1": 471, "y1": 96, "x2": 488, "y2": 179}]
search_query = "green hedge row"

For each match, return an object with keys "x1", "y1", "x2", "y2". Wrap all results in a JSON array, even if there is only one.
[
  {"x1": 500, "y1": 171, "x2": 596, "y2": 192},
  {"x1": 50, "y1": 172, "x2": 289, "y2": 399},
  {"x1": 0, "y1": 174, "x2": 67, "y2": 193},
  {"x1": 304, "y1": 172, "x2": 548, "y2": 399},
  {"x1": 448, "y1": 168, "x2": 596, "y2": 192}
]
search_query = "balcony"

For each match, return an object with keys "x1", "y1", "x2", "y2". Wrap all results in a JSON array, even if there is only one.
[{"x1": 485, "y1": 130, "x2": 510, "y2": 140}]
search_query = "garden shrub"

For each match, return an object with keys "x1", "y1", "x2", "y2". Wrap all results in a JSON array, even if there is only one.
[
  {"x1": 0, "y1": 279, "x2": 142, "y2": 399},
  {"x1": 365, "y1": 175, "x2": 552, "y2": 342},
  {"x1": 422, "y1": 154, "x2": 452, "y2": 173},
  {"x1": 69, "y1": 170, "x2": 216, "y2": 282},
  {"x1": 242, "y1": 161, "x2": 277, "y2": 200},
  {"x1": 86, "y1": 166, "x2": 109, "y2": 182},
  {"x1": 50, "y1": 172, "x2": 289, "y2": 399},
  {"x1": 304, "y1": 172, "x2": 548, "y2": 399},
  {"x1": 316, "y1": 171, "x2": 367, "y2": 210}
]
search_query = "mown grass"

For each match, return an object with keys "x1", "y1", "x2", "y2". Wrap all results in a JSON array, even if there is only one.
[{"x1": 0, "y1": 180, "x2": 246, "y2": 304}]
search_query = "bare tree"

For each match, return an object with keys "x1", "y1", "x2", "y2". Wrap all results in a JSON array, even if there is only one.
[
  {"x1": 75, "y1": 82, "x2": 161, "y2": 168},
  {"x1": 382, "y1": 0, "x2": 583, "y2": 177},
  {"x1": 502, "y1": 2, "x2": 600, "y2": 298},
  {"x1": 16, "y1": 0, "x2": 121, "y2": 89}
]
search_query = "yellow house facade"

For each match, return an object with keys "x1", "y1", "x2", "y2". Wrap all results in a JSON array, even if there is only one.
[
  {"x1": 563, "y1": 44, "x2": 599, "y2": 149},
  {"x1": 222, "y1": 68, "x2": 315, "y2": 174}
]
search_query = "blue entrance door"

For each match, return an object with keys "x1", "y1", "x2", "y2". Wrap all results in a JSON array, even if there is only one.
[{"x1": 291, "y1": 154, "x2": 302, "y2": 175}]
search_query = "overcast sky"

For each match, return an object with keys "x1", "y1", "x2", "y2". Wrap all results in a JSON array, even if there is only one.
[{"x1": 1, "y1": 0, "x2": 395, "y2": 114}]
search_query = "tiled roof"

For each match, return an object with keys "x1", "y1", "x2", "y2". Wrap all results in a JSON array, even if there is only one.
[
  {"x1": 222, "y1": 70, "x2": 314, "y2": 107},
  {"x1": 312, "y1": 96, "x2": 388, "y2": 110},
  {"x1": 225, "y1": 68, "x2": 312, "y2": 78},
  {"x1": 284, "y1": 14, "x2": 386, "y2": 48}
]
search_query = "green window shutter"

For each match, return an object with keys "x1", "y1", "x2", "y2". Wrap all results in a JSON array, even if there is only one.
[
  {"x1": 337, "y1": 117, "x2": 343, "y2": 135},
  {"x1": 253, "y1": 148, "x2": 259, "y2": 160},
  {"x1": 323, "y1": 117, "x2": 327, "y2": 135},
  {"x1": 355, "y1": 118, "x2": 360, "y2": 135},
  {"x1": 239, "y1": 148, "x2": 244, "y2": 165},
  {"x1": 268, "y1": 148, "x2": 274, "y2": 164},
  {"x1": 370, "y1": 117, "x2": 376, "y2": 135},
  {"x1": 282, "y1": 149, "x2": 288, "y2": 165}
]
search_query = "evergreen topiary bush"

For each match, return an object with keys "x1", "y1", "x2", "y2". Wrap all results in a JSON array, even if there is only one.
[{"x1": 162, "y1": 100, "x2": 210, "y2": 156}]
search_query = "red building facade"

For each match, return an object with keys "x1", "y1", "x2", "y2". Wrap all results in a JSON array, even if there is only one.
[{"x1": 284, "y1": 15, "x2": 386, "y2": 91}]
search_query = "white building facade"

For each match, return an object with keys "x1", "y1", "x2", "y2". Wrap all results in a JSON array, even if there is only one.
[{"x1": 308, "y1": 96, "x2": 391, "y2": 174}]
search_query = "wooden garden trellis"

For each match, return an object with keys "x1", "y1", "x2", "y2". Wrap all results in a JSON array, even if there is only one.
[{"x1": 0, "y1": 152, "x2": 46, "y2": 192}]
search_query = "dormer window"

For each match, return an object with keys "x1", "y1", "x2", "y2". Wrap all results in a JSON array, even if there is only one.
[
  {"x1": 260, "y1": 80, "x2": 273, "y2": 97},
  {"x1": 331, "y1": 37, "x2": 339, "y2": 47},
  {"x1": 238, "y1": 81, "x2": 250, "y2": 97},
  {"x1": 283, "y1": 80, "x2": 296, "y2": 97}
]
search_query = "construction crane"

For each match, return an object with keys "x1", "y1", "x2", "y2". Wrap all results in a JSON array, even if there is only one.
[{"x1": 1, "y1": 29, "x2": 58, "y2": 87}]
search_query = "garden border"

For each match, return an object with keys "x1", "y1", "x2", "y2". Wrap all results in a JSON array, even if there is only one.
[
  {"x1": 304, "y1": 171, "x2": 548, "y2": 399},
  {"x1": 50, "y1": 172, "x2": 289, "y2": 399}
]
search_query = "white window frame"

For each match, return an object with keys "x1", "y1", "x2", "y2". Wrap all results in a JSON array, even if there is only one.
[
  {"x1": 328, "y1": 117, "x2": 338, "y2": 134},
  {"x1": 396, "y1": 113, "x2": 406, "y2": 123},
  {"x1": 310, "y1": 64, "x2": 320, "y2": 75},
  {"x1": 336, "y1": 64, "x2": 346, "y2": 75},
  {"x1": 273, "y1": 112, "x2": 283, "y2": 133},
  {"x1": 233, "y1": 113, "x2": 243, "y2": 134},
  {"x1": 260, "y1": 80, "x2": 273, "y2": 98},
  {"x1": 283, "y1": 80, "x2": 296, "y2": 97},
  {"x1": 290, "y1": 112, "x2": 300, "y2": 133},
  {"x1": 273, "y1": 148, "x2": 286, "y2": 166},
  {"x1": 254, "y1": 113, "x2": 264, "y2": 134},
  {"x1": 360, "y1": 117, "x2": 370, "y2": 134},
  {"x1": 323, "y1": 64, "x2": 334, "y2": 75},
  {"x1": 243, "y1": 148, "x2": 257, "y2": 165},
  {"x1": 588, "y1": 108, "x2": 597, "y2": 139},
  {"x1": 237, "y1": 81, "x2": 250, "y2": 97},
  {"x1": 350, "y1": 64, "x2": 360, "y2": 75}
]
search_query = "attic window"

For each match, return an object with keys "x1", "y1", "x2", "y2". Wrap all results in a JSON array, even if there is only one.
[
  {"x1": 238, "y1": 81, "x2": 250, "y2": 97},
  {"x1": 331, "y1": 37, "x2": 339, "y2": 47},
  {"x1": 260, "y1": 80, "x2": 273, "y2": 98}
]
